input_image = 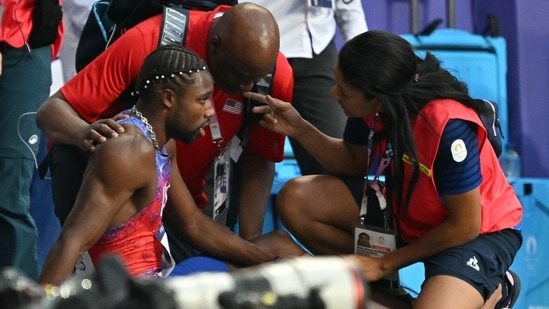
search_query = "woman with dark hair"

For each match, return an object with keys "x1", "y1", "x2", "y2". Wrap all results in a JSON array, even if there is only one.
[{"x1": 244, "y1": 30, "x2": 523, "y2": 308}]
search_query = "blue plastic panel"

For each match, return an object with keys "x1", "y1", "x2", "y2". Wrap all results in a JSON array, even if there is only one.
[
  {"x1": 401, "y1": 29, "x2": 508, "y2": 150},
  {"x1": 272, "y1": 137, "x2": 300, "y2": 194},
  {"x1": 509, "y1": 178, "x2": 549, "y2": 309},
  {"x1": 283, "y1": 136, "x2": 295, "y2": 158},
  {"x1": 273, "y1": 159, "x2": 300, "y2": 193},
  {"x1": 399, "y1": 262, "x2": 424, "y2": 298}
]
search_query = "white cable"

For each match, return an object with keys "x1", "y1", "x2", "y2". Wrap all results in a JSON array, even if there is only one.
[{"x1": 17, "y1": 111, "x2": 51, "y2": 179}]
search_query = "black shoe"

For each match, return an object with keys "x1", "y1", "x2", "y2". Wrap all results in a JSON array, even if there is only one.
[{"x1": 497, "y1": 270, "x2": 521, "y2": 309}]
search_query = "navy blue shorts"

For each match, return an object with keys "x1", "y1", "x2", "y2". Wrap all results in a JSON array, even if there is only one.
[
  {"x1": 169, "y1": 255, "x2": 229, "y2": 277},
  {"x1": 424, "y1": 228, "x2": 522, "y2": 300},
  {"x1": 339, "y1": 175, "x2": 523, "y2": 300},
  {"x1": 339, "y1": 175, "x2": 365, "y2": 205}
]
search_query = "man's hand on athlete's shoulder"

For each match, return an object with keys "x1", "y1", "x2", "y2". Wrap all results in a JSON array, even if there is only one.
[{"x1": 81, "y1": 113, "x2": 129, "y2": 152}]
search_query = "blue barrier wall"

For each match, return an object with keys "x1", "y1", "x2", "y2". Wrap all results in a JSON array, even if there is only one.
[
  {"x1": 359, "y1": 0, "x2": 549, "y2": 177},
  {"x1": 510, "y1": 178, "x2": 549, "y2": 309}
]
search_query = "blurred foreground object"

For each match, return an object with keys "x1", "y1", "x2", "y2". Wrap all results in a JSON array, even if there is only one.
[
  {"x1": 166, "y1": 255, "x2": 369, "y2": 309},
  {"x1": 0, "y1": 267, "x2": 46, "y2": 309},
  {"x1": 1, "y1": 255, "x2": 370, "y2": 308}
]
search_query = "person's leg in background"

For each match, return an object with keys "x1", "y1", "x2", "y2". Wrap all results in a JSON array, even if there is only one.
[
  {"x1": 28, "y1": 0, "x2": 95, "y2": 273},
  {"x1": 287, "y1": 39, "x2": 346, "y2": 175},
  {"x1": 29, "y1": 134, "x2": 61, "y2": 272},
  {"x1": 0, "y1": 45, "x2": 53, "y2": 280}
]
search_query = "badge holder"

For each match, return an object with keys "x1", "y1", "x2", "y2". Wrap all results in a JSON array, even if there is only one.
[
  {"x1": 212, "y1": 135, "x2": 244, "y2": 221},
  {"x1": 213, "y1": 144, "x2": 231, "y2": 220},
  {"x1": 353, "y1": 119, "x2": 399, "y2": 286},
  {"x1": 354, "y1": 180, "x2": 399, "y2": 286},
  {"x1": 354, "y1": 179, "x2": 396, "y2": 257},
  {"x1": 354, "y1": 179, "x2": 395, "y2": 257}
]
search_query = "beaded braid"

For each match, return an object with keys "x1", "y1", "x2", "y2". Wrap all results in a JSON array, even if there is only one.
[{"x1": 132, "y1": 44, "x2": 209, "y2": 98}]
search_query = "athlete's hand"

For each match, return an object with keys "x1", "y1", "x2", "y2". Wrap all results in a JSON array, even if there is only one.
[{"x1": 79, "y1": 114, "x2": 129, "y2": 151}]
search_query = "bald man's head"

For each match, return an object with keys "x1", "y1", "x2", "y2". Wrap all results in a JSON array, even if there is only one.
[{"x1": 206, "y1": 3, "x2": 280, "y2": 94}]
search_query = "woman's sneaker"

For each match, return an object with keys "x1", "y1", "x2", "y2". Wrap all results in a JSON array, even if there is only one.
[{"x1": 497, "y1": 270, "x2": 521, "y2": 309}]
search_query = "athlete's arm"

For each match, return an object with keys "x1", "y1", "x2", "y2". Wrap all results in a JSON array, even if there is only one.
[
  {"x1": 39, "y1": 132, "x2": 154, "y2": 285},
  {"x1": 164, "y1": 143, "x2": 276, "y2": 266}
]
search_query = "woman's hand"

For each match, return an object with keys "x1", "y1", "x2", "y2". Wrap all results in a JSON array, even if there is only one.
[
  {"x1": 352, "y1": 254, "x2": 389, "y2": 282},
  {"x1": 243, "y1": 92, "x2": 305, "y2": 138}
]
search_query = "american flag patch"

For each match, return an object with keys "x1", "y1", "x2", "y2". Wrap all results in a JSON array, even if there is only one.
[{"x1": 222, "y1": 99, "x2": 244, "y2": 115}]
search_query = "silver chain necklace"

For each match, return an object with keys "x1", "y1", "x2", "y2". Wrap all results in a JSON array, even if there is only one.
[{"x1": 131, "y1": 105, "x2": 161, "y2": 152}]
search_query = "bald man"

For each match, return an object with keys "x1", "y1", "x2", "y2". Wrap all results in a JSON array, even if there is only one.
[{"x1": 37, "y1": 3, "x2": 297, "y2": 266}]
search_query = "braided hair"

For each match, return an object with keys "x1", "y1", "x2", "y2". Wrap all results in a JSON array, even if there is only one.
[
  {"x1": 133, "y1": 44, "x2": 209, "y2": 101},
  {"x1": 338, "y1": 30, "x2": 490, "y2": 212}
]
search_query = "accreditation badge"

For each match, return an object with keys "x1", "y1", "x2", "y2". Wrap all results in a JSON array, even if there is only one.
[
  {"x1": 212, "y1": 136, "x2": 243, "y2": 220},
  {"x1": 354, "y1": 224, "x2": 399, "y2": 284},
  {"x1": 213, "y1": 146, "x2": 231, "y2": 221},
  {"x1": 354, "y1": 224, "x2": 396, "y2": 257}
]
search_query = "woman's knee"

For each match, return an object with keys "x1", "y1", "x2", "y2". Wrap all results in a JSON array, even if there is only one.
[
  {"x1": 275, "y1": 177, "x2": 313, "y2": 219},
  {"x1": 277, "y1": 175, "x2": 357, "y2": 230}
]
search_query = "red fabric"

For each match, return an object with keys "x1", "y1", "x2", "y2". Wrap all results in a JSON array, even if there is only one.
[
  {"x1": 89, "y1": 136, "x2": 171, "y2": 277},
  {"x1": 395, "y1": 99, "x2": 523, "y2": 243},
  {"x1": 60, "y1": 6, "x2": 294, "y2": 209},
  {"x1": 0, "y1": 0, "x2": 64, "y2": 59},
  {"x1": 88, "y1": 178, "x2": 167, "y2": 278}
]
